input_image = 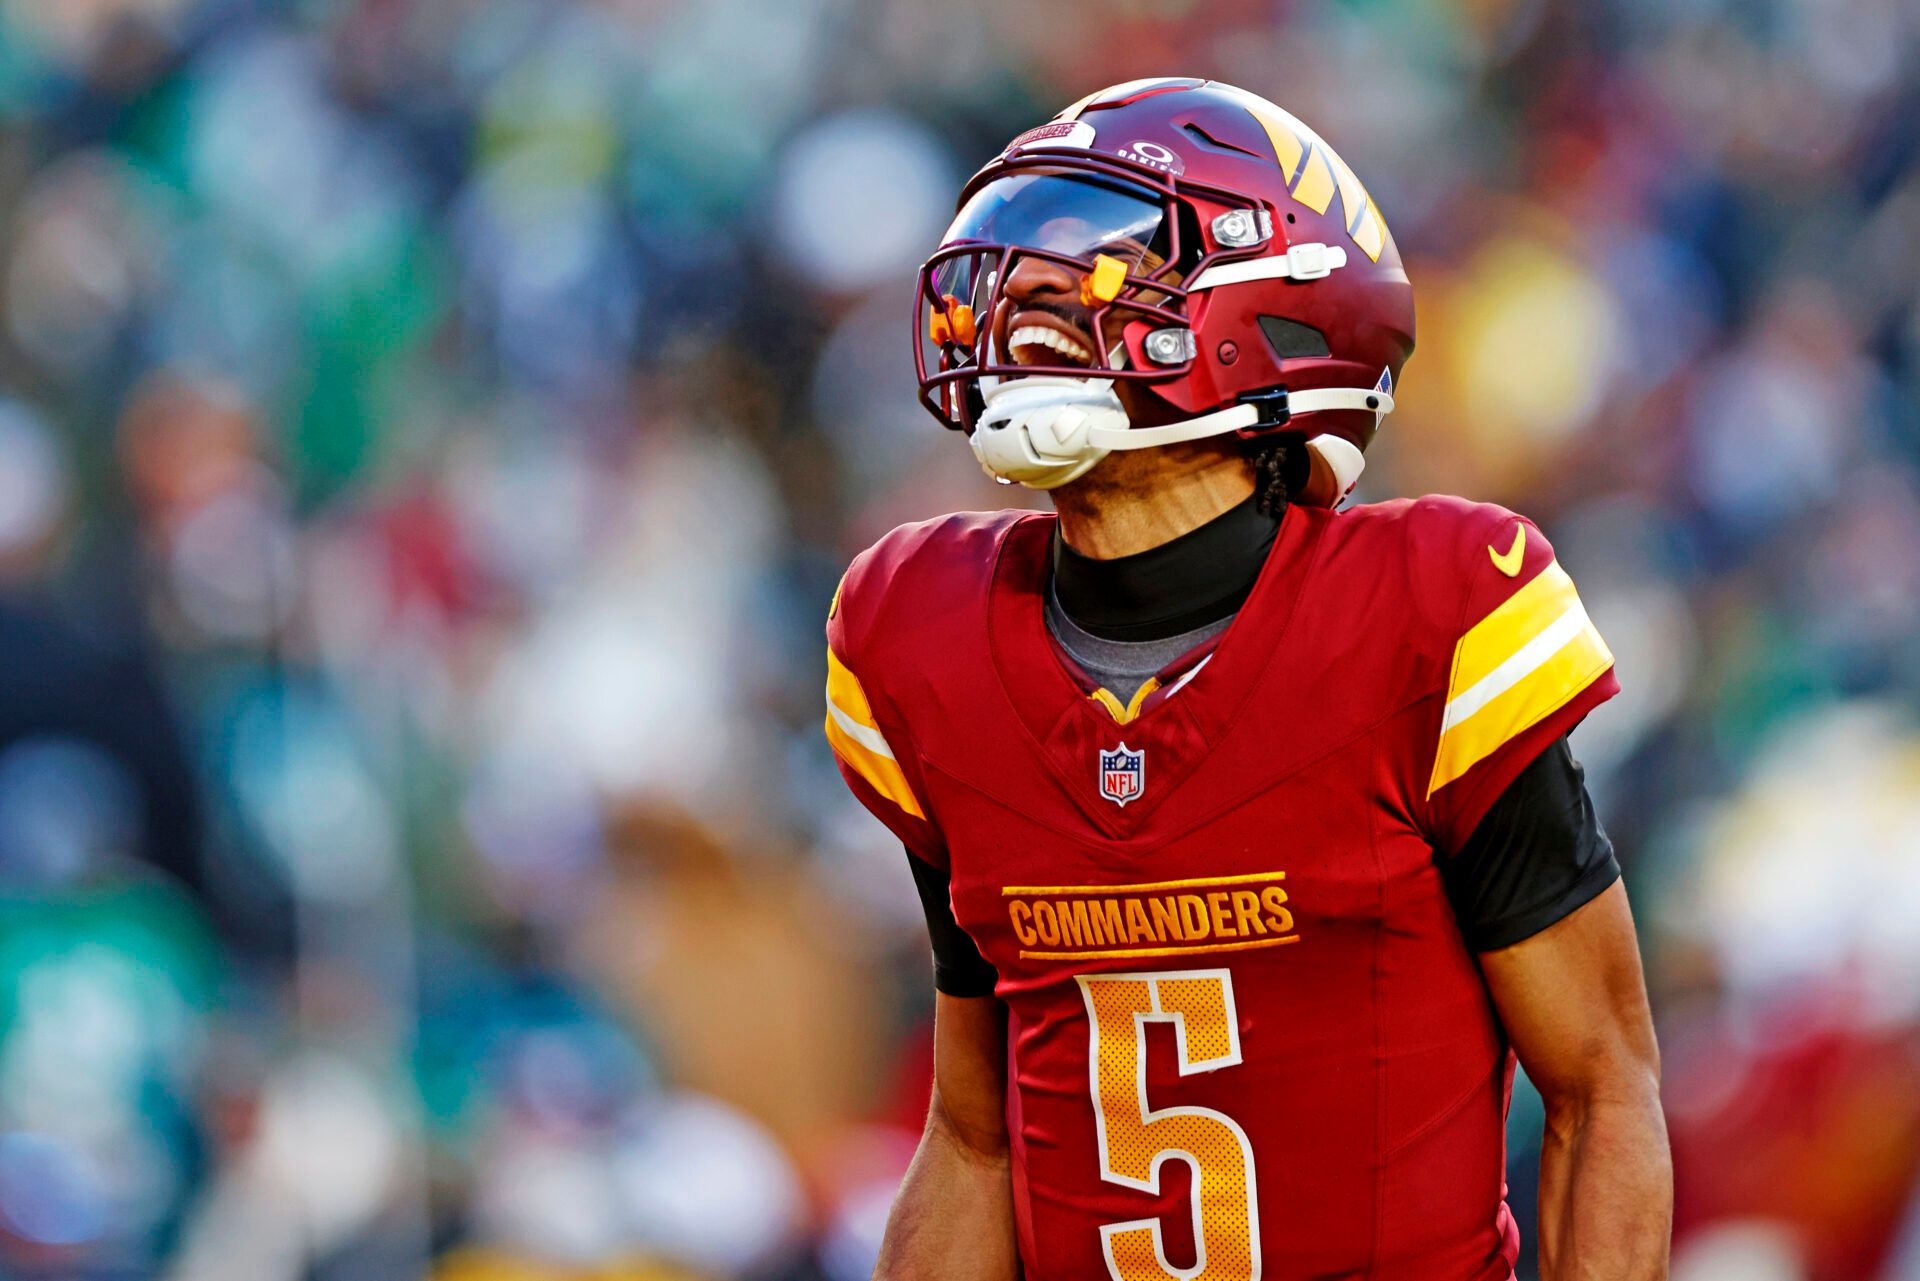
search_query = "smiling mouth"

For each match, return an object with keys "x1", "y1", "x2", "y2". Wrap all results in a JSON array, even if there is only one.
[{"x1": 1008, "y1": 323, "x2": 1094, "y2": 368}]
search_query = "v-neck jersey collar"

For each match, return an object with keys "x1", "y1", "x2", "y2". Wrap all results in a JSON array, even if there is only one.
[{"x1": 984, "y1": 503, "x2": 1328, "y2": 829}]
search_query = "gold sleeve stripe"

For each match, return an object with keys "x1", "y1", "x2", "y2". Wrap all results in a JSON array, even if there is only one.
[
  {"x1": 1448, "y1": 560, "x2": 1580, "y2": 696},
  {"x1": 824, "y1": 648, "x2": 926, "y2": 820},
  {"x1": 826, "y1": 646, "x2": 878, "y2": 727},
  {"x1": 824, "y1": 711, "x2": 926, "y2": 819},
  {"x1": 825, "y1": 695, "x2": 892, "y2": 760},
  {"x1": 1428, "y1": 561, "x2": 1614, "y2": 795},
  {"x1": 1428, "y1": 624, "x2": 1612, "y2": 794}
]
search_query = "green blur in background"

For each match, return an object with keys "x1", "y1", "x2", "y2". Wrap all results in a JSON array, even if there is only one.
[{"x1": 0, "y1": 0, "x2": 1916, "y2": 1279}]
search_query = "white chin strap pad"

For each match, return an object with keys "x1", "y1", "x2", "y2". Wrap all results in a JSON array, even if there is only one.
[
  {"x1": 971, "y1": 376, "x2": 1393, "y2": 502},
  {"x1": 971, "y1": 377, "x2": 1127, "y2": 489}
]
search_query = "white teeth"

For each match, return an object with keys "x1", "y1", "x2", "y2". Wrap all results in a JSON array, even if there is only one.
[{"x1": 1009, "y1": 324, "x2": 1092, "y2": 366}]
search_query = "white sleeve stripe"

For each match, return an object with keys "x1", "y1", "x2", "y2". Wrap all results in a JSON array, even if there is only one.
[
  {"x1": 826, "y1": 696, "x2": 898, "y2": 760},
  {"x1": 1440, "y1": 600, "x2": 1593, "y2": 732}
]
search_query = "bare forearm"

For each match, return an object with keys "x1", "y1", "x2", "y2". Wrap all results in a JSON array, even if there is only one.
[
  {"x1": 1537, "y1": 1092, "x2": 1672, "y2": 1281},
  {"x1": 874, "y1": 1102, "x2": 1019, "y2": 1280}
]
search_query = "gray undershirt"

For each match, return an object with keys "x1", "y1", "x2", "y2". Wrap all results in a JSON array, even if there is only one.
[{"x1": 1045, "y1": 584, "x2": 1234, "y2": 704}]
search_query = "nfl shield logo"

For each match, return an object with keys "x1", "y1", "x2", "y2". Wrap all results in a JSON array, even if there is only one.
[{"x1": 1098, "y1": 743, "x2": 1146, "y2": 807}]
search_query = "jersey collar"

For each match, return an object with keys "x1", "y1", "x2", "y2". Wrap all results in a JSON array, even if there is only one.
[{"x1": 988, "y1": 503, "x2": 1326, "y2": 836}]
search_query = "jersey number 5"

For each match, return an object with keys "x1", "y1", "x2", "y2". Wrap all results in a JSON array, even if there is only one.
[{"x1": 1077, "y1": 970, "x2": 1260, "y2": 1281}]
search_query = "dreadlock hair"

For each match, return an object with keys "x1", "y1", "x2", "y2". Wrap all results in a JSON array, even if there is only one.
[{"x1": 1248, "y1": 436, "x2": 1308, "y2": 519}]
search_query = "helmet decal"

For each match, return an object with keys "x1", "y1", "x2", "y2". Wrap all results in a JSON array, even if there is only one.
[
  {"x1": 1005, "y1": 119, "x2": 1096, "y2": 156},
  {"x1": 1219, "y1": 87, "x2": 1390, "y2": 262}
]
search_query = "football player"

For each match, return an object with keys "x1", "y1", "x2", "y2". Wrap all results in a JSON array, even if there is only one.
[{"x1": 825, "y1": 79, "x2": 1671, "y2": 1280}]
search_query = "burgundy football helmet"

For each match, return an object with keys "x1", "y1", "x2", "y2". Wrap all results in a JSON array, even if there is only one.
[{"x1": 915, "y1": 78, "x2": 1415, "y2": 498}]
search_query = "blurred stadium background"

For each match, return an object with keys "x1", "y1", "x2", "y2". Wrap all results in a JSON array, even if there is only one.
[{"x1": 0, "y1": 0, "x2": 1916, "y2": 1278}]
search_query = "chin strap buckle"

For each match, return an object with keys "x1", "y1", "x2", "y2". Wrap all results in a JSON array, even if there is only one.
[{"x1": 1236, "y1": 388, "x2": 1292, "y2": 436}]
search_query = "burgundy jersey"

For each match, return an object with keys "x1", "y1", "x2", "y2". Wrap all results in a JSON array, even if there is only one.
[{"x1": 825, "y1": 497, "x2": 1617, "y2": 1281}]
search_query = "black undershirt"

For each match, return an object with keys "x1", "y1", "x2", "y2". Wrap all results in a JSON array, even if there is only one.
[
  {"x1": 1050, "y1": 496, "x2": 1281, "y2": 640},
  {"x1": 909, "y1": 497, "x2": 1619, "y2": 996}
]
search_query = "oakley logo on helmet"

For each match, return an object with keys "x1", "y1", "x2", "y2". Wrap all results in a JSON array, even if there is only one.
[{"x1": 1117, "y1": 139, "x2": 1183, "y2": 174}]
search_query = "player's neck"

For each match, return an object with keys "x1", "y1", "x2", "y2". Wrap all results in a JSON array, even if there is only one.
[{"x1": 1052, "y1": 444, "x2": 1258, "y2": 559}]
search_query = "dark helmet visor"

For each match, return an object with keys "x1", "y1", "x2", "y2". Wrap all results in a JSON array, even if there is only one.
[{"x1": 938, "y1": 171, "x2": 1167, "y2": 265}]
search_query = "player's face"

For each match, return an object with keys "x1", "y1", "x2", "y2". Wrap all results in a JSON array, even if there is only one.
[
  {"x1": 992, "y1": 229, "x2": 1168, "y2": 375},
  {"x1": 932, "y1": 171, "x2": 1176, "y2": 388}
]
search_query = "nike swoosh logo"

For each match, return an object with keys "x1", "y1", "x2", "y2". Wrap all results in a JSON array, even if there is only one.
[{"x1": 1489, "y1": 526, "x2": 1526, "y2": 577}]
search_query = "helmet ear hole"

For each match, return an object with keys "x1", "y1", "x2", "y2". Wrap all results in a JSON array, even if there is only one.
[{"x1": 1258, "y1": 315, "x2": 1330, "y2": 361}]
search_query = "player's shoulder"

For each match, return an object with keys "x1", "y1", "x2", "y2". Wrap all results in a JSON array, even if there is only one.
[
  {"x1": 1333, "y1": 492, "x2": 1529, "y2": 547},
  {"x1": 1327, "y1": 494, "x2": 1559, "y2": 632},
  {"x1": 831, "y1": 508, "x2": 1036, "y2": 657},
  {"x1": 846, "y1": 507, "x2": 1031, "y2": 582}
]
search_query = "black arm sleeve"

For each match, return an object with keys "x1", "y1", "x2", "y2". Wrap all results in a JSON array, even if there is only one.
[
  {"x1": 906, "y1": 850, "x2": 1000, "y2": 997},
  {"x1": 1440, "y1": 736, "x2": 1621, "y2": 952}
]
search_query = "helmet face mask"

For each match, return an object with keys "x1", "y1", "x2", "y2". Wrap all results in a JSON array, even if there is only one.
[
  {"x1": 915, "y1": 155, "x2": 1267, "y2": 434},
  {"x1": 912, "y1": 80, "x2": 1416, "y2": 498}
]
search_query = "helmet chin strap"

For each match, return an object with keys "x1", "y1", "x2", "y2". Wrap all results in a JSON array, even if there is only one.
[
  {"x1": 970, "y1": 374, "x2": 1392, "y2": 501},
  {"x1": 970, "y1": 376, "x2": 1126, "y2": 489}
]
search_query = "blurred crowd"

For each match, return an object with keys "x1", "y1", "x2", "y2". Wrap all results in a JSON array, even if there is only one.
[{"x1": 0, "y1": 0, "x2": 1916, "y2": 1278}]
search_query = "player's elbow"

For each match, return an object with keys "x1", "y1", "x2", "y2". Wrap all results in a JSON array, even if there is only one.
[
  {"x1": 928, "y1": 1082, "x2": 1012, "y2": 1163},
  {"x1": 1533, "y1": 1038, "x2": 1663, "y2": 1138}
]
